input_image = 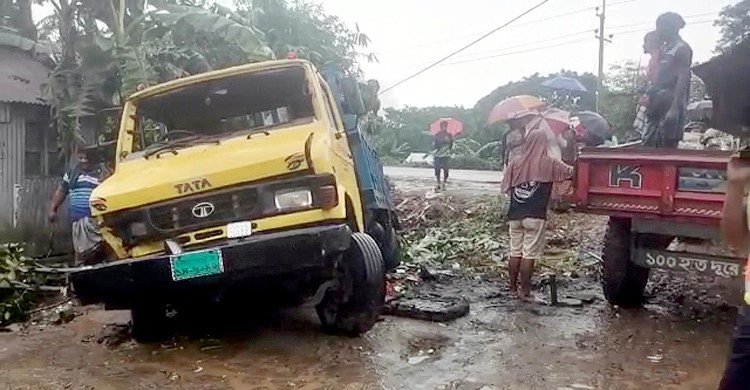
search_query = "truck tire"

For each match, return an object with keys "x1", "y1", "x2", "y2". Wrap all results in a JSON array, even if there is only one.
[
  {"x1": 382, "y1": 224, "x2": 400, "y2": 271},
  {"x1": 602, "y1": 217, "x2": 649, "y2": 306},
  {"x1": 131, "y1": 303, "x2": 168, "y2": 343},
  {"x1": 316, "y1": 233, "x2": 385, "y2": 336}
]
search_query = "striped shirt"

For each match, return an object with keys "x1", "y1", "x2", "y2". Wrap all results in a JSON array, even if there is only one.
[{"x1": 62, "y1": 167, "x2": 101, "y2": 222}]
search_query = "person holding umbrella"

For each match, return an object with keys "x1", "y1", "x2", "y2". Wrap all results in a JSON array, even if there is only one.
[
  {"x1": 502, "y1": 129, "x2": 573, "y2": 300},
  {"x1": 488, "y1": 95, "x2": 546, "y2": 168},
  {"x1": 429, "y1": 119, "x2": 460, "y2": 191}
]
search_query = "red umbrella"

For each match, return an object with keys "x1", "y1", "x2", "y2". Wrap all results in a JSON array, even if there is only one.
[
  {"x1": 487, "y1": 95, "x2": 546, "y2": 125},
  {"x1": 429, "y1": 118, "x2": 463, "y2": 136},
  {"x1": 531, "y1": 108, "x2": 571, "y2": 135}
]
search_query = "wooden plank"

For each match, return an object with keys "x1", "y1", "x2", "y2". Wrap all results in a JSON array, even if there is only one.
[{"x1": 0, "y1": 115, "x2": 23, "y2": 227}]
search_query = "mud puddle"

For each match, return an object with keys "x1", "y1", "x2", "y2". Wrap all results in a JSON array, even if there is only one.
[{"x1": 0, "y1": 274, "x2": 735, "y2": 390}]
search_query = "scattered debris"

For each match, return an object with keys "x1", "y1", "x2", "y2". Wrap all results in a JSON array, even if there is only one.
[
  {"x1": 1, "y1": 244, "x2": 70, "y2": 326},
  {"x1": 96, "y1": 324, "x2": 131, "y2": 349}
]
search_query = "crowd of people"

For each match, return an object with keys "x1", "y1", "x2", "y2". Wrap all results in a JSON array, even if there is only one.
[
  {"x1": 429, "y1": 12, "x2": 694, "y2": 302},
  {"x1": 430, "y1": 12, "x2": 750, "y2": 387}
]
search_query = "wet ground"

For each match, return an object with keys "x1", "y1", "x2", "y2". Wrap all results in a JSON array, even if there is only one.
[{"x1": 0, "y1": 172, "x2": 739, "y2": 390}]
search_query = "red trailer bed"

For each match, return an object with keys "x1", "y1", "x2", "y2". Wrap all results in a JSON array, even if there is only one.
[
  {"x1": 575, "y1": 147, "x2": 729, "y2": 225},
  {"x1": 573, "y1": 146, "x2": 742, "y2": 306}
]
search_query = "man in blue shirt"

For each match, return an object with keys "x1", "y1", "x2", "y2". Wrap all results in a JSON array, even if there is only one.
[{"x1": 47, "y1": 149, "x2": 104, "y2": 264}]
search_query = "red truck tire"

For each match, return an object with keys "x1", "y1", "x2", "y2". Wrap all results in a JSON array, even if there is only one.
[{"x1": 602, "y1": 217, "x2": 650, "y2": 306}]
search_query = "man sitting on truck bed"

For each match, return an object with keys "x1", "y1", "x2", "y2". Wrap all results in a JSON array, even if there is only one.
[{"x1": 642, "y1": 12, "x2": 693, "y2": 148}]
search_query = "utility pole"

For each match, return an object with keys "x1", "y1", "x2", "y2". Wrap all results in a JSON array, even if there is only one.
[{"x1": 595, "y1": 0, "x2": 610, "y2": 112}]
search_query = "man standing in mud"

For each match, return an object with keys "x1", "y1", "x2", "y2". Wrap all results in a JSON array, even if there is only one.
[
  {"x1": 642, "y1": 12, "x2": 692, "y2": 148},
  {"x1": 433, "y1": 121, "x2": 453, "y2": 191}
]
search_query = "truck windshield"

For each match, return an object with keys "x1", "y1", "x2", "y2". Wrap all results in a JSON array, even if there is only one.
[{"x1": 132, "y1": 66, "x2": 315, "y2": 155}]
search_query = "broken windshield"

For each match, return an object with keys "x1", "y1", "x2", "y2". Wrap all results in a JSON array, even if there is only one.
[{"x1": 131, "y1": 66, "x2": 316, "y2": 156}]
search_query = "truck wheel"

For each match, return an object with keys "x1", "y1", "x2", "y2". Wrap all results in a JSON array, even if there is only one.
[
  {"x1": 316, "y1": 233, "x2": 385, "y2": 336},
  {"x1": 131, "y1": 303, "x2": 168, "y2": 343},
  {"x1": 602, "y1": 218, "x2": 649, "y2": 306}
]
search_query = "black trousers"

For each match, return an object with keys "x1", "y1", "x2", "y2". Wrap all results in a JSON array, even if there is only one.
[
  {"x1": 720, "y1": 305, "x2": 750, "y2": 389},
  {"x1": 434, "y1": 157, "x2": 450, "y2": 180}
]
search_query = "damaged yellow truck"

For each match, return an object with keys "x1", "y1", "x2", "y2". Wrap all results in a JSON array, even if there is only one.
[{"x1": 70, "y1": 60, "x2": 400, "y2": 341}]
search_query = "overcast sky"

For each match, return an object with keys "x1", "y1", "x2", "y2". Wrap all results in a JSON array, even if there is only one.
[
  {"x1": 303, "y1": 0, "x2": 738, "y2": 108},
  {"x1": 35, "y1": 0, "x2": 739, "y2": 108}
]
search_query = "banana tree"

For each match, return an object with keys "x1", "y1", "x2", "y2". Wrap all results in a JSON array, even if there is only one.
[{"x1": 42, "y1": 0, "x2": 274, "y2": 157}]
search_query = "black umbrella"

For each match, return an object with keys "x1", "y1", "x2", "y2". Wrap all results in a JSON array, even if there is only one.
[{"x1": 572, "y1": 111, "x2": 612, "y2": 146}]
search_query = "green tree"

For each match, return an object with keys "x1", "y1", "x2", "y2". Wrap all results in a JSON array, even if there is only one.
[
  {"x1": 715, "y1": 0, "x2": 750, "y2": 53},
  {"x1": 599, "y1": 61, "x2": 642, "y2": 139},
  {"x1": 234, "y1": 0, "x2": 376, "y2": 76},
  {"x1": 41, "y1": 0, "x2": 275, "y2": 157}
]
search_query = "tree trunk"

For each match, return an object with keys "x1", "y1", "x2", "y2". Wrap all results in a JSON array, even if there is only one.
[
  {"x1": 16, "y1": 0, "x2": 37, "y2": 40},
  {"x1": 57, "y1": 0, "x2": 77, "y2": 66}
]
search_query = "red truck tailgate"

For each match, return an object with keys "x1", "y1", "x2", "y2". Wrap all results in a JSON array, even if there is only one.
[{"x1": 574, "y1": 147, "x2": 731, "y2": 225}]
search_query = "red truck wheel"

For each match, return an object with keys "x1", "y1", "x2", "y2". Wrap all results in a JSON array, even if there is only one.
[{"x1": 602, "y1": 217, "x2": 650, "y2": 306}]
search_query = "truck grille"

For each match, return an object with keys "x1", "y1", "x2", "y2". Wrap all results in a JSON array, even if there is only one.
[{"x1": 148, "y1": 188, "x2": 261, "y2": 232}]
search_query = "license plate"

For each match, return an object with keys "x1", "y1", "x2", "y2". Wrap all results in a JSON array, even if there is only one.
[{"x1": 170, "y1": 249, "x2": 224, "y2": 281}]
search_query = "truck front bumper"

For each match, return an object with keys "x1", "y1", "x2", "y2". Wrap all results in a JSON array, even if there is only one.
[{"x1": 70, "y1": 224, "x2": 352, "y2": 307}]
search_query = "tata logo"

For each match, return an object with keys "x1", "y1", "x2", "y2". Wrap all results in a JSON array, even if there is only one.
[
  {"x1": 285, "y1": 153, "x2": 305, "y2": 171},
  {"x1": 175, "y1": 178, "x2": 212, "y2": 194},
  {"x1": 191, "y1": 202, "x2": 215, "y2": 218},
  {"x1": 609, "y1": 165, "x2": 642, "y2": 189}
]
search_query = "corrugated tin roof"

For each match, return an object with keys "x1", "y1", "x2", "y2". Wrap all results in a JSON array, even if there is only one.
[{"x1": 0, "y1": 47, "x2": 50, "y2": 106}]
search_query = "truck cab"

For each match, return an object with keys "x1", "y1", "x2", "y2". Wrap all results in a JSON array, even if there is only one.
[{"x1": 70, "y1": 60, "x2": 398, "y2": 341}]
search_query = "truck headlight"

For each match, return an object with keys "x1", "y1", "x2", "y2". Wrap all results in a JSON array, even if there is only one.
[{"x1": 274, "y1": 188, "x2": 313, "y2": 211}]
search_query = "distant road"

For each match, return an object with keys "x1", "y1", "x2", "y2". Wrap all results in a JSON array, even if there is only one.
[{"x1": 383, "y1": 166, "x2": 502, "y2": 184}]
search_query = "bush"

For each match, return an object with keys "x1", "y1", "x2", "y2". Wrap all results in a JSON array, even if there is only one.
[{"x1": 0, "y1": 244, "x2": 42, "y2": 325}]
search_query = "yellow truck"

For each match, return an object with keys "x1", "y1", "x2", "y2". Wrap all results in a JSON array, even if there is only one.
[{"x1": 70, "y1": 60, "x2": 400, "y2": 341}]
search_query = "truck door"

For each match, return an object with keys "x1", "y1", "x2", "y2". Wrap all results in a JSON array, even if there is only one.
[{"x1": 319, "y1": 80, "x2": 354, "y2": 171}]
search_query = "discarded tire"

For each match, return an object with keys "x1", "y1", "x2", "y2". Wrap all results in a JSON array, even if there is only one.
[
  {"x1": 316, "y1": 233, "x2": 386, "y2": 336},
  {"x1": 383, "y1": 298, "x2": 470, "y2": 322}
]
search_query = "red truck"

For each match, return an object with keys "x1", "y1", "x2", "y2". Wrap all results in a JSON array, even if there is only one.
[{"x1": 574, "y1": 40, "x2": 750, "y2": 306}]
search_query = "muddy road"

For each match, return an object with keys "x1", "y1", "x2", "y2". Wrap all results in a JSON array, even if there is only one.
[{"x1": 0, "y1": 174, "x2": 739, "y2": 390}]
